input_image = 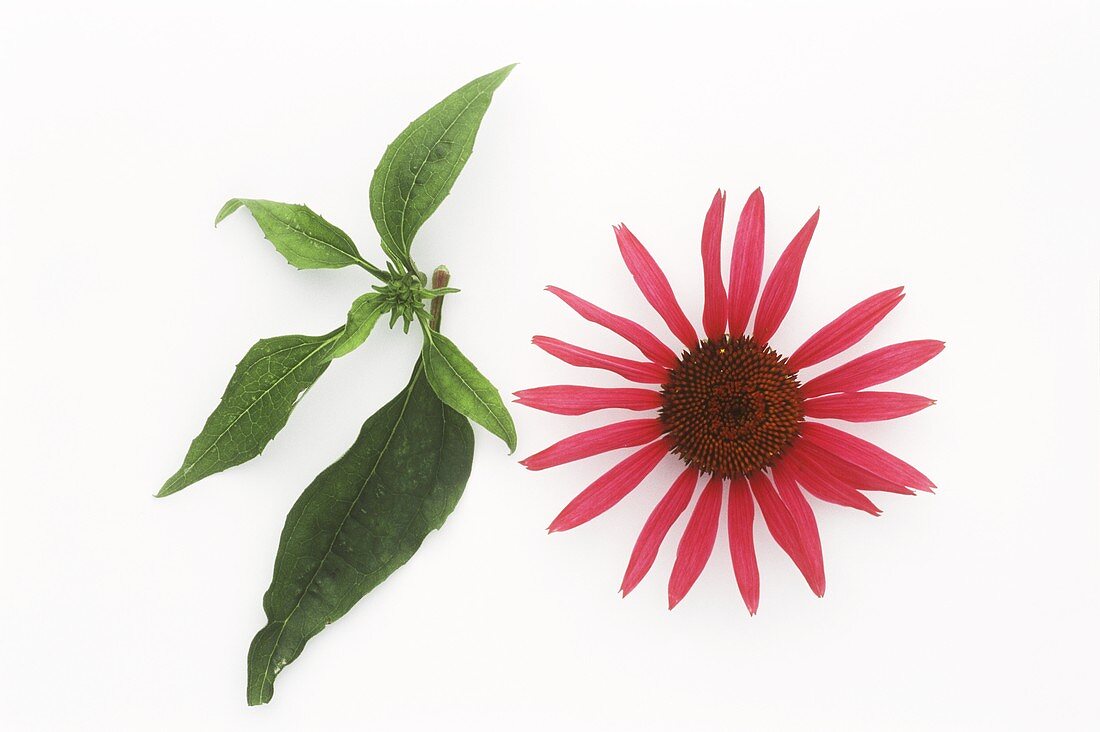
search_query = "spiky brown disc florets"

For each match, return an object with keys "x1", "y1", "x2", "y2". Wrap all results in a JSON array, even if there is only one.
[{"x1": 660, "y1": 336, "x2": 804, "y2": 478}]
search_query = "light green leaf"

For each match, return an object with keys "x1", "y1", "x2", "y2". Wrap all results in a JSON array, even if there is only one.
[
  {"x1": 246, "y1": 362, "x2": 474, "y2": 705},
  {"x1": 369, "y1": 64, "x2": 515, "y2": 268},
  {"x1": 158, "y1": 330, "x2": 340, "y2": 497},
  {"x1": 217, "y1": 198, "x2": 381, "y2": 275},
  {"x1": 422, "y1": 331, "x2": 516, "y2": 452},
  {"x1": 330, "y1": 293, "x2": 388, "y2": 359}
]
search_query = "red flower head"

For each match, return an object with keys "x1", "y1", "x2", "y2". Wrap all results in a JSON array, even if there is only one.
[{"x1": 517, "y1": 189, "x2": 943, "y2": 613}]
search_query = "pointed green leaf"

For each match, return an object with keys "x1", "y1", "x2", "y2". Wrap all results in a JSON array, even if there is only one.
[
  {"x1": 422, "y1": 331, "x2": 516, "y2": 452},
  {"x1": 329, "y1": 293, "x2": 388, "y2": 359},
  {"x1": 369, "y1": 64, "x2": 515, "y2": 268},
  {"x1": 217, "y1": 198, "x2": 380, "y2": 274},
  {"x1": 246, "y1": 362, "x2": 474, "y2": 705},
  {"x1": 158, "y1": 330, "x2": 340, "y2": 497}
]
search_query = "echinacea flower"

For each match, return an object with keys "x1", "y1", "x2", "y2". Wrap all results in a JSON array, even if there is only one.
[{"x1": 516, "y1": 188, "x2": 942, "y2": 613}]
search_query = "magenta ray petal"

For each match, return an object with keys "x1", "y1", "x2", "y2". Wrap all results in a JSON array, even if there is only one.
[
  {"x1": 621, "y1": 468, "x2": 698, "y2": 596},
  {"x1": 532, "y1": 336, "x2": 669, "y2": 384},
  {"x1": 800, "y1": 340, "x2": 945, "y2": 398},
  {"x1": 785, "y1": 449, "x2": 882, "y2": 515},
  {"x1": 800, "y1": 421, "x2": 935, "y2": 492},
  {"x1": 521, "y1": 418, "x2": 666, "y2": 471},
  {"x1": 514, "y1": 385, "x2": 664, "y2": 416},
  {"x1": 614, "y1": 224, "x2": 698, "y2": 349},
  {"x1": 548, "y1": 439, "x2": 671, "y2": 533},
  {"x1": 701, "y1": 190, "x2": 728, "y2": 341},
  {"x1": 792, "y1": 439, "x2": 913, "y2": 495},
  {"x1": 546, "y1": 286, "x2": 680, "y2": 369},
  {"x1": 786, "y1": 287, "x2": 905, "y2": 372},
  {"x1": 727, "y1": 476, "x2": 760, "y2": 615},
  {"x1": 748, "y1": 472, "x2": 824, "y2": 597},
  {"x1": 727, "y1": 188, "x2": 765, "y2": 337},
  {"x1": 753, "y1": 209, "x2": 819, "y2": 343},
  {"x1": 668, "y1": 475, "x2": 723, "y2": 609},
  {"x1": 804, "y1": 391, "x2": 935, "y2": 422},
  {"x1": 770, "y1": 461, "x2": 826, "y2": 596}
]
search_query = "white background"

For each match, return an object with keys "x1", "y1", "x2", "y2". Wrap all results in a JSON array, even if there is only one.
[{"x1": 2, "y1": 1, "x2": 1097, "y2": 729}]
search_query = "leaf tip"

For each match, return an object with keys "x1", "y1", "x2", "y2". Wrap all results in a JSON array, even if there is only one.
[
  {"x1": 155, "y1": 473, "x2": 184, "y2": 498},
  {"x1": 214, "y1": 198, "x2": 244, "y2": 226},
  {"x1": 247, "y1": 687, "x2": 273, "y2": 707}
]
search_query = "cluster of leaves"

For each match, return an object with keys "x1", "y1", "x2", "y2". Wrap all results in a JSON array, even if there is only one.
[{"x1": 159, "y1": 65, "x2": 517, "y2": 705}]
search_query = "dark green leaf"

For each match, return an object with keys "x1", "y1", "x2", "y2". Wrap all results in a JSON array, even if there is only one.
[
  {"x1": 158, "y1": 330, "x2": 340, "y2": 497},
  {"x1": 217, "y1": 198, "x2": 382, "y2": 275},
  {"x1": 369, "y1": 64, "x2": 515, "y2": 268},
  {"x1": 330, "y1": 293, "x2": 388, "y2": 359},
  {"x1": 246, "y1": 362, "x2": 474, "y2": 705},
  {"x1": 422, "y1": 331, "x2": 516, "y2": 452}
]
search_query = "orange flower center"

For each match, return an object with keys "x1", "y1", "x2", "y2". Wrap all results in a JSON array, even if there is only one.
[{"x1": 660, "y1": 336, "x2": 804, "y2": 478}]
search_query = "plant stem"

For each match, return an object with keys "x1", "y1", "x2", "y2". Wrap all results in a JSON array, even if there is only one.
[
  {"x1": 428, "y1": 266, "x2": 450, "y2": 331},
  {"x1": 357, "y1": 259, "x2": 390, "y2": 281}
]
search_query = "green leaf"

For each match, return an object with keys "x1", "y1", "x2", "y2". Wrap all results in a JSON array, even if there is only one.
[
  {"x1": 422, "y1": 331, "x2": 516, "y2": 452},
  {"x1": 158, "y1": 330, "x2": 340, "y2": 497},
  {"x1": 329, "y1": 293, "x2": 388, "y2": 359},
  {"x1": 246, "y1": 362, "x2": 474, "y2": 705},
  {"x1": 217, "y1": 198, "x2": 382, "y2": 275},
  {"x1": 369, "y1": 64, "x2": 515, "y2": 268}
]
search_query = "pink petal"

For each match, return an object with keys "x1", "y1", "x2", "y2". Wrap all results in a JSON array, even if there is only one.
[
  {"x1": 800, "y1": 421, "x2": 935, "y2": 492},
  {"x1": 521, "y1": 418, "x2": 666, "y2": 471},
  {"x1": 547, "y1": 286, "x2": 680, "y2": 369},
  {"x1": 753, "y1": 209, "x2": 819, "y2": 343},
  {"x1": 701, "y1": 190, "x2": 728, "y2": 341},
  {"x1": 793, "y1": 439, "x2": 913, "y2": 495},
  {"x1": 533, "y1": 336, "x2": 669, "y2": 384},
  {"x1": 727, "y1": 476, "x2": 760, "y2": 615},
  {"x1": 668, "y1": 475, "x2": 723, "y2": 609},
  {"x1": 621, "y1": 468, "x2": 698, "y2": 596},
  {"x1": 514, "y1": 385, "x2": 664, "y2": 416},
  {"x1": 748, "y1": 471, "x2": 824, "y2": 597},
  {"x1": 786, "y1": 287, "x2": 906, "y2": 372},
  {"x1": 804, "y1": 391, "x2": 935, "y2": 422},
  {"x1": 615, "y1": 224, "x2": 698, "y2": 349},
  {"x1": 548, "y1": 439, "x2": 671, "y2": 532},
  {"x1": 727, "y1": 188, "x2": 765, "y2": 337},
  {"x1": 769, "y1": 461, "x2": 826, "y2": 596},
  {"x1": 784, "y1": 449, "x2": 882, "y2": 515},
  {"x1": 800, "y1": 340, "x2": 945, "y2": 398}
]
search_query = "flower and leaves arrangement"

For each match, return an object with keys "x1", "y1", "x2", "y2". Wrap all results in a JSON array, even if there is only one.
[
  {"x1": 161, "y1": 64, "x2": 942, "y2": 706},
  {"x1": 159, "y1": 65, "x2": 517, "y2": 705}
]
